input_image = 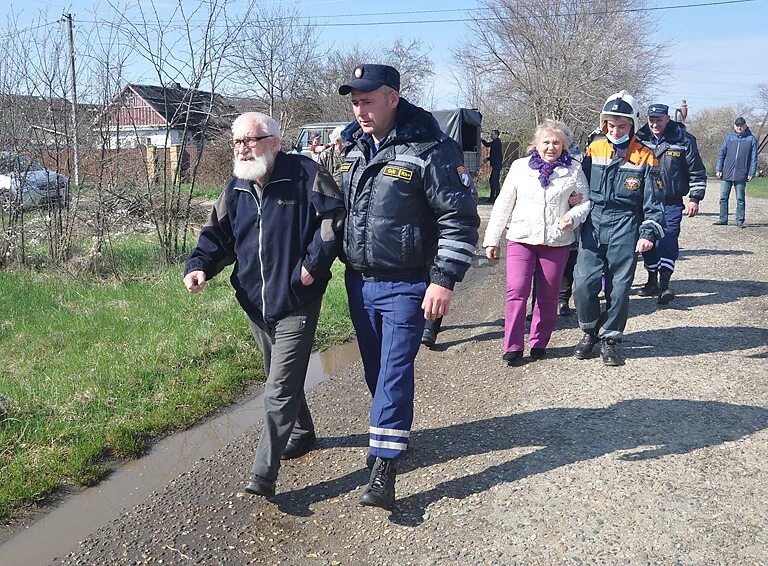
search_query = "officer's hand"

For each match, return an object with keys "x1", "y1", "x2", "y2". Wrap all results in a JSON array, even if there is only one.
[
  {"x1": 716, "y1": 171, "x2": 723, "y2": 178},
  {"x1": 422, "y1": 284, "x2": 453, "y2": 320},
  {"x1": 485, "y1": 246, "x2": 499, "y2": 260},
  {"x1": 300, "y1": 266, "x2": 315, "y2": 286},
  {"x1": 635, "y1": 239, "x2": 654, "y2": 253},
  {"x1": 686, "y1": 201, "x2": 700, "y2": 217},
  {"x1": 184, "y1": 270, "x2": 207, "y2": 293},
  {"x1": 567, "y1": 191, "x2": 583, "y2": 206}
]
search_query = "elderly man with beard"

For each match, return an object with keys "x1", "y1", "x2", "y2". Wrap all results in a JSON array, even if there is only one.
[{"x1": 183, "y1": 112, "x2": 345, "y2": 497}]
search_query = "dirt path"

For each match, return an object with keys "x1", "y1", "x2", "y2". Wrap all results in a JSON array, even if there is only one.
[{"x1": 24, "y1": 182, "x2": 768, "y2": 564}]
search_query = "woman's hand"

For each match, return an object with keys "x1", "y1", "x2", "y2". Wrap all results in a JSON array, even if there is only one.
[
  {"x1": 485, "y1": 246, "x2": 499, "y2": 260},
  {"x1": 559, "y1": 214, "x2": 574, "y2": 230}
]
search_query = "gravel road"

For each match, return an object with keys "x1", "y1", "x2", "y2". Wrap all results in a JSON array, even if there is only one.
[{"x1": 58, "y1": 182, "x2": 768, "y2": 565}]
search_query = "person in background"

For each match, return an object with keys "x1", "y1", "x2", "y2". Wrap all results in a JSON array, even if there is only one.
[
  {"x1": 635, "y1": 103, "x2": 706, "y2": 304},
  {"x1": 481, "y1": 129, "x2": 503, "y2": 202},
  {"x1": 317, "y1": 125, "x2": 345, "y2": 187},
  {"x1": 183, "y1": 112, "x2": 345, "y2": 498},
  {"x1": 338, "y1": 64, "x2": 479, "y2": 510},
  {"x1": 483, "y1": 119, "x2": 590, "y2": 363},
  {"x1": 572, "y1": 91, "x2": 665, "y2": 367},
  {"x1": 714, "y1": 116, "x2": 758, "y2": 228}
]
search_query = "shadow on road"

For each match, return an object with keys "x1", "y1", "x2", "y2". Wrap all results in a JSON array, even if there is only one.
[{"x1": 273, "y1": 399, "x2": 768, "y2": 526}]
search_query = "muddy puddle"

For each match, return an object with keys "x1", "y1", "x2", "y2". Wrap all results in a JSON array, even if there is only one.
[{"x1": 0, "y1": 340, "x2": 361, "y2": 565}]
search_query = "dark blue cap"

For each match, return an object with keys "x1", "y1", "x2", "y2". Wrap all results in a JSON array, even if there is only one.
[
  {"x1": 647, "y1": 103, "x2": 669, "y2": 117},
  {"x1": 734, "y1": 116, "x2": 746, "y2": 126},
  {"x1": 338, "y1": 64, "x2": 400, "y2": 95}
]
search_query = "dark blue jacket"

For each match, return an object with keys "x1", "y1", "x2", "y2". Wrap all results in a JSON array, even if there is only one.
[
  {"x1": 636, "y1": 120, "x2": 707, "y2": 203},
  {"x1": 716, "y1": 127, "x2": 758, "y2": 182},
  {"x1": 340, "y1": 98, "x2": 479, "y2": 290},
  {"x1": 184, "y1": 152, "x2": 345, "y2": 324}
]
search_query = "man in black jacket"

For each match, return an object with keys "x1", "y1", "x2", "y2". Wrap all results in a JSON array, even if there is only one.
[
  {"x1": 183, "y1": 112, "x2": 345, "y2": 497},
  {"x1": 338, "y1": 64, "x2": 479, "y2": 510},
  {"x1": 481, "y1": 129, "x2": 503, "y2": 202},
  {"x1": 635, "y1": 103, "x2": 706, "y2": 304}
]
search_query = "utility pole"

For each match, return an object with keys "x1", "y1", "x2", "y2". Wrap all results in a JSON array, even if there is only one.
[{"x1": 64, "y1": 13, "x2": 80, "y2": 187}]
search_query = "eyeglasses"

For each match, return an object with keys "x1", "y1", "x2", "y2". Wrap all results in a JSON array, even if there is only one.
[{"x1": 232, "y1": 135, "x2": 273, "y2": 148}]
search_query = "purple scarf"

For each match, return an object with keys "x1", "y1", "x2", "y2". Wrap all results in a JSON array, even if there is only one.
[{"x1": 528, "y1": 149, "x2": 572, "y2": 188}]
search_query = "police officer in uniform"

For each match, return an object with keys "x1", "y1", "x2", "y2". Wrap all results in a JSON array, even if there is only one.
[
  {"x1": 635, "y1": 103, "x2": 706, "y2": 304},
  {"x1": 338, "y1": 64, "x2": 479, "y2": 509},
  {"x1": 573, "y1": 91, "x2": 666, "y2": 366}
]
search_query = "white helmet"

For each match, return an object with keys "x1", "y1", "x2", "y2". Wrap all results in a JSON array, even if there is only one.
[{"x1": 599, "y1": 90, "x2": 641, "y2": 133}]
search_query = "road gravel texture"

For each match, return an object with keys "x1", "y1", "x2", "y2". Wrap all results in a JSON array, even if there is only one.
[{"x1": 59, "y1": 183, "x2": 767, "y2": 565}]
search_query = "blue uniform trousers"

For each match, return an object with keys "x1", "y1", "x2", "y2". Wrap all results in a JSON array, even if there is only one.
[
  {"x1": 345, "y1": 270, "x2": 427, "y2": 459},
  {"x1": 642, "y1": 201, "x2": 683, "y2": 273},
  {"x1": 574, "y1": 219, "x2": 639, "y2": 341}
]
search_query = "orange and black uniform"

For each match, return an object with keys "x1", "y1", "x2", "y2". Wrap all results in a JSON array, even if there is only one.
[{"x1": 573, "y1": 136, "x2": 665, "y2": 340}]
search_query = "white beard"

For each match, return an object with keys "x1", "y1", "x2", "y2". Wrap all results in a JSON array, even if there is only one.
[{"x1": 233, "y1": 153, "x2": 274, "y2": 182}]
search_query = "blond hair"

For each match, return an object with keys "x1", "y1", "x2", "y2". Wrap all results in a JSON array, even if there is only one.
[{"x1": 527, "y1": 119, "x2": 573, "y2": 153}]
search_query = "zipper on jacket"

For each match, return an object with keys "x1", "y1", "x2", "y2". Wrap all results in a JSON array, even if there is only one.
[{"x1": 234, "y1": 186, "x2": 267, "y2": 317}]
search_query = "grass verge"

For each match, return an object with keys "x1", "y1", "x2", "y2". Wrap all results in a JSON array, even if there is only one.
[
  {"x1": 0, "y1": 253, "x2": 353, "y2": 520},
  {"x1": 746, "y1": 176, "x2": 768, "y2": 198}
]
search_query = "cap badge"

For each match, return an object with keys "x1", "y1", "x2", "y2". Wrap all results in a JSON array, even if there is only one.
[{"x1": 354, "y1": 67, "x2": 364, "y2": 78}]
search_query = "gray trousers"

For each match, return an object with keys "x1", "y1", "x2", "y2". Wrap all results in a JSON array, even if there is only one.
[{"x1": 248, "y1": 297, "x2": 322, "y2": 481}]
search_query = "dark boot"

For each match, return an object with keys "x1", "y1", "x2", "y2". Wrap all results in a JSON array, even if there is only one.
[
  {"x1": 657, "y1": 270, "x2": 675, "y2": 305},
  {"x1": 558, "y1": 300, "x2": 571, "y2": 316},
  {"x1": 574, "y1": 332, "x2": 598, "y2": 359},
  {"x1": 244, "y1": 474, "x2": 275, "y2": 497},
  {"x1": 360, "y1": 457, "x2": 396, "y2": 510},
  {"x1": 637, "y1": 271, "x2": 659, "y2": 296},
  {"x1": 420, "y1": 328, "x2": 437, "y2": 348},
  {"x1": 600, "y1": 338, "x2": 625, "y2": 366}
]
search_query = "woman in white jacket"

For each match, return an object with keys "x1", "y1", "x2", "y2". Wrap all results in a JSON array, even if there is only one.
[{"x1": 483, "y1": 119, "x2": 590, "y2": 364}]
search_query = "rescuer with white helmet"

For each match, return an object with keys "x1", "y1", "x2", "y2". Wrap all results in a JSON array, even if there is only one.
[{"x1": 572, "y1": 90, "x2": 666, "y2": 366}]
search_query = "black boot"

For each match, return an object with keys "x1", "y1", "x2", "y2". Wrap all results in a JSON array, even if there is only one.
[
  {"x1": 637, "y1": 271, "x2": 659, "y2": 296},
  {"x1": 574, "y1": 332, "x2": 598, "y2": 359},
  {"x1": 558, "y1": 300, "x2": 571, "y2": 316},
  {"x1": 600, "y1": 338, "x2": 625, "y2": 366},
  {"x1": 360, "y1": 457, "x2": 396, "y2": 510},
  {"x1": 657, "y1": 270, "x2": 675, "y2": 305}
]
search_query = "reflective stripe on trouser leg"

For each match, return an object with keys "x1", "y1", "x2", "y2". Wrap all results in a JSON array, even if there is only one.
[
  {"x1": 657, "y1": 202, "x2": 683, "y2": 274},
  {"x1": 574, "y1": 224, "x2": 605, "y2": 334},
  {"x1": 366, "y1": 278, "x2": 427, "y2": 459}
]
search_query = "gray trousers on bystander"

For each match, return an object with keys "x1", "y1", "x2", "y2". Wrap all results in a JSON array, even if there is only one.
[{"x1": 248, "y1": 297, "x2": 322, "y2": 482}]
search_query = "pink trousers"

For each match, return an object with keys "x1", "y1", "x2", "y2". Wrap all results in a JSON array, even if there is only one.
[{"x1": 504, "y1": 241, "x2": 571, "y2": 352}]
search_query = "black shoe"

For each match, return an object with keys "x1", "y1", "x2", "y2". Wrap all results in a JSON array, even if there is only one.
[
  {"x1": 713, "y1": 220, "x2": 727, "y2": 225},
  {"x1": 244, "y1": 474, "x2": 275, "y2": 497},
  {"x1": 637, "y1": 271, "x2": 659, "y2": 296},
  {"x1": 558, "y1": 301, "x2": 571, "y2": 316},
  {"x1": 657, "y1": 271, "x2": 674, "y2": 305},
  {"x1": 574, "y1": 332, "x2": 598, "y2": 359},
  {"x1": 420, "y1": 328, "x2": 437, "y2": 348},
  {"x1": 281, "y1": 434, "x2": 317, "y2": 460},
  {"x1": 736, "y1": 221, "x2": 745, "y2": 229},
  {"x1": 360, "y1": 457, "x2": 396, "y2": 510},
  {"x1": 502, "y1": 351, "x2": 523, "y2": 365},
  {"x1": 600, "y1": 338, "x2": 624, "y2": 366},
  {"x1": 530, "y1": 347, "x2": 547, "y2": 360}
]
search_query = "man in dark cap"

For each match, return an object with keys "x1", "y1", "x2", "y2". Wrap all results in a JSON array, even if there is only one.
[
  {"x1": 714, "y1": 116, "x2": 759, "y2": 227},
  {"x1": 635, "y1": 103, "x2": 707, "y2": 304},
  {"x1": 337, "y1": 64, "x2": 479, "y2": 510}
]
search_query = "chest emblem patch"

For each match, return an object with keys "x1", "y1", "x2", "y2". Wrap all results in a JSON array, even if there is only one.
[
  {"x1": 624, "y1": 177, "x2": 641, "y2": 190},
  {"x1": 666, "y1": 150, "x2": 681, "y2": 157},
  {"x1": 340, "y1": 162, "x2": 352, "y2": 173},
  {"x1": 383, "y1": 165, "x2": 414, "y2": 181}
]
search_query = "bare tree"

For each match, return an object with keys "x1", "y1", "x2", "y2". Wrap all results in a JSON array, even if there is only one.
[{"x1": 454, "y1": 0, "x2": 667, "y2": 144}]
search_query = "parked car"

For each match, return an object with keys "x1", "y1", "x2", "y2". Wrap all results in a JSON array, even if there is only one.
[{"x1": 0, "y1": 151, "x2": 69, "y2": 211}]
